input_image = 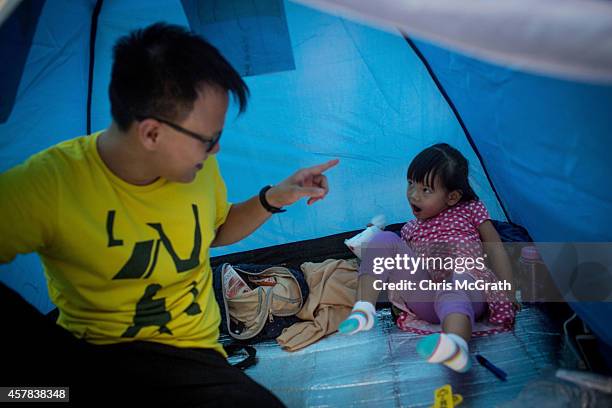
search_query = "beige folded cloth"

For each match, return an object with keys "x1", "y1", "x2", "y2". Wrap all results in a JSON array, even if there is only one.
[{"x1": 276, "y1": 258, "x2": 358, "y2": 351}]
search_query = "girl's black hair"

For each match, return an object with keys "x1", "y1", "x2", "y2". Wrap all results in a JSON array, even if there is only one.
[{"x1": 407, "y1": 143, "x2": 478, "y2": 203}]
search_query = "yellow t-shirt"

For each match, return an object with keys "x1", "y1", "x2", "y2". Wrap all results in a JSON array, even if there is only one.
[{"x1": 0, "y1": 132, "x2": 231, "y2": 356}]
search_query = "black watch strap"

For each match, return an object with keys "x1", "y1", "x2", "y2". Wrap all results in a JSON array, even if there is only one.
[{"x1": 259, "y1": 185, "x2": 286, "y2": 214}]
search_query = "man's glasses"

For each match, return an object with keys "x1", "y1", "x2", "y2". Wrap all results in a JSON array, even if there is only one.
[{"x1": 136, "y1": 115, "x2": 222, "y2": 153}]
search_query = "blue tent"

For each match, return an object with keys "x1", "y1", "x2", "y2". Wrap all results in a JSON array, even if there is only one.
[{"x1": 1, "y1": 0, "x2": 611, "y2": 401}]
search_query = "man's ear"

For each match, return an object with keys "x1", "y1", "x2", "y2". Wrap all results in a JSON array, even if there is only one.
[
  {"x1": 447, "y1": 190, "x2": 462, "y2": 206},
  {"x1": 136, "y1": 119, "x2": 161, "y2": 150}
]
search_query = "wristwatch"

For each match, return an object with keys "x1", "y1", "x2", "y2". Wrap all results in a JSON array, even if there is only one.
[{"x1": 259, "y1": 185, "x2": 286, "y2": 214}]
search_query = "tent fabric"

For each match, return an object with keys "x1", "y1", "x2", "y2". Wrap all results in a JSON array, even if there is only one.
[
  {"x1": 0, "y1": 0, "x2": 95, "y2": 314},
  {"x1": 0, "y1": 0, "x2": 611, "y2": 353},
  {"x1": 409, "y1": 41, "x2": 612, "y2": 243},
  {"x1": 180, "y1": 0, "x2": 296, "y2": 77},
  {"x1": 0, "y1": 0, "x2": 45, "y2": 123},
  {"x1": 87, "y1": 0, "x2": 506, "y2": 257},
  {"x1": 409, "y1": 40, "x2": 612, "y2": 345},
  {"x1": 297, "y1": 0, "x2": 612, "y2": 84}
]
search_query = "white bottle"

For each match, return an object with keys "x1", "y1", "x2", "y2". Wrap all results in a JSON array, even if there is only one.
[{"x1": 345, "y1": 215, "x2": 386, "y2": 259}]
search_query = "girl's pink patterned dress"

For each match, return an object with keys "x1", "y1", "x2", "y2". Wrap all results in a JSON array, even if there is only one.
[{"x1": 397, "y1": 200, "x2": 517, "y2": 336}]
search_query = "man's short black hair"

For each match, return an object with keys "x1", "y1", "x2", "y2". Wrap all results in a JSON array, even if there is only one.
[{"x1": 109, "y1": 22, "x2": 249, "y2": 131}]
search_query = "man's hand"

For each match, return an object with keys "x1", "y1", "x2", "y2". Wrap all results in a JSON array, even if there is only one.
[{"x1": 266, "y1": 159, "x2": 339, "y2": 207}]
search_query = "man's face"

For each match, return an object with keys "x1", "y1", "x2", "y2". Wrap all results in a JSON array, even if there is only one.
[{"x1": 156, "y1": 85, "x2": 228, "y2": 183}]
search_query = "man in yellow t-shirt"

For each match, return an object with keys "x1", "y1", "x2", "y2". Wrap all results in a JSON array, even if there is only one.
[{"x1": 0, "y1": 23, "x2": 338, "y2": 406}]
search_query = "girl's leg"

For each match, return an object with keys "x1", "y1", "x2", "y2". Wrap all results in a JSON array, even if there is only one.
[
  {"x1": 357, "y1": 231, "x2": 423, "y2": 306},
  {"x1": 416, "y1": 274, "x2": 487, "y2": 372},
  {"x1": 342, "y1": 231, "x2": 425, "y2": 334},
  {"x1": 435, "y1": 273, "x2": 487, "y2": 341}
]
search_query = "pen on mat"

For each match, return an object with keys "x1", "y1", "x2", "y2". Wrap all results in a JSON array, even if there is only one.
[{"x1": 475, "y1": 354, "x2": 507, "y2": 381}]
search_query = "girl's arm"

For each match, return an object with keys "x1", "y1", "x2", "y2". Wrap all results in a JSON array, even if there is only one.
[{"x1": 478, "y1": 220, "x2": 518, "y2": 301}]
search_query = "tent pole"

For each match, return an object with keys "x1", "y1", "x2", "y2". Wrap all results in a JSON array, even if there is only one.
[{"x1": 87, "y1": 0, "x2": 104, "y2": 136}]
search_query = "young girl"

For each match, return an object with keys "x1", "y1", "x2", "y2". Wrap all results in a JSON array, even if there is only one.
[{"x1": 340, "y1": 143, "x2": 517, "y2": 373}]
